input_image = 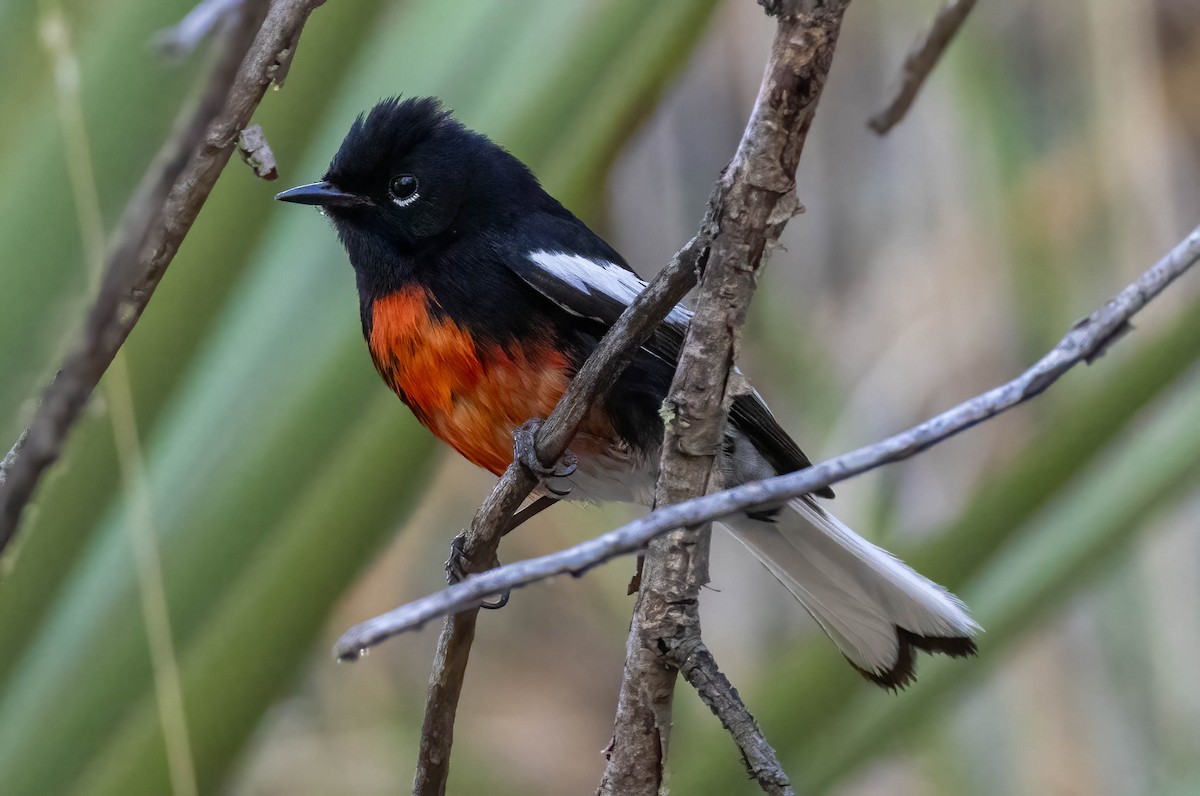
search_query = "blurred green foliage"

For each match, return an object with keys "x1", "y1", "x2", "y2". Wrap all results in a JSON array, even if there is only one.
[
  {"x1": 2, "y1": 1, "x2": 1198, "y2": 794},
  {"x1": 0, "y1": 0, "x2": 715, "y2": 793}
]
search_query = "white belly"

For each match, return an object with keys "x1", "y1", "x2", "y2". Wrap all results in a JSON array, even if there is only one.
[{"x1": 536, "y1": 446, "x2": 659, "y2": 507}]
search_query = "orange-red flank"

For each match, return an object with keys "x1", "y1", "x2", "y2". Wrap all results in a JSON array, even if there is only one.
[{"x1": 369, "y1": 288, "x2": 596, "y2": 475}]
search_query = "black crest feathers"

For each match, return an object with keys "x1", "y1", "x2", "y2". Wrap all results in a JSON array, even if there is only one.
[{"x1": 327, "y1": 96, "x2": 457, "y2": 183}]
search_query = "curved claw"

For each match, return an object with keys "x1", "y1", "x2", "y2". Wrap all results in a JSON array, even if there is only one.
[
  {"x1": 480, "y1": 590, "x2": 510, "y2": 610},
  {"x1": 445, "y1": 533, "x2": 469, "y2": 586},
  {"x1": 544, "y1": 457, "x2": 578, "y2": 479},
  {"x1": 445, "y1": 532, "x2": 511, "y2": 609}
]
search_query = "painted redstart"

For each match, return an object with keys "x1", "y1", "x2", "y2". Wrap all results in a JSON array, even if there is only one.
[{"x1": 276, "y1": 97, "x2": 979, "y2": 687}]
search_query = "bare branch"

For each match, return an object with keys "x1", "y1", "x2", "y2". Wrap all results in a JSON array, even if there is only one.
[
  {"x1": 390, "y1": 5, "x2": 860, "y2": 791},
  {"x1": 153, "y1": 0, "x2": 245, "y2": 58},
  {"x1": 868, "y1": 0, "x2": 976, "y2": 135},
  {"x1": 332, "y1": 223, "x2": 1200, "y2": 651},
  {"x1": 680, "y1": 642, "x2": 793, "y2": 796},
  {"x1": 599, "y1": 2, "x2": 851, "y2": 793},
  {"x1": 411, "y1": 612, "x2": 476, "y2": 796},
  {"x1": 407, "y1": 239, "x2": 704, "y2": 796},
  {"x1": 0, "y1": 0, "x2": 327, "y2": 555}
]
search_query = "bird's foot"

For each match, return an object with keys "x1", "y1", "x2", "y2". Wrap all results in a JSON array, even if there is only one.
[
  {"x1": 445, "y1": 532, "x2": 508, "y2": 610},
  {"x1": 513, "y1": 419, "x2": 577, "y2": 497}
]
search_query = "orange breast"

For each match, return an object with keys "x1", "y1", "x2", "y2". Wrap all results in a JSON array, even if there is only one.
[{"x1": 368, "y1": 288, "x2": 578, "y2": 475}]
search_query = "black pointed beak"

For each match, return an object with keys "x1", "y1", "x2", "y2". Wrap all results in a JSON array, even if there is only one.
[{"x1": 274, "y1": 181, "x2": 370, "y2": 207}]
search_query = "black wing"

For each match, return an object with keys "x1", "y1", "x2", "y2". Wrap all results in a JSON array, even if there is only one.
[
  {"x1": 498, "y1": 213, "x2": 832, "y2": 497},
  {"x1": 728, "y1": 393, "x2": 833, "y2": 498}
]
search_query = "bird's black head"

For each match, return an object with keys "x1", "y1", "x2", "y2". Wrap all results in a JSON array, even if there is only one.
[{"x1": 276, "y1": 97, "x2": 546, "y2": 263}]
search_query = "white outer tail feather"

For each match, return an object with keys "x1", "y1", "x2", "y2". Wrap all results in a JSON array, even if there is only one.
[{"x1": 724, "y1": 497, "x2": 980, "y2": 686}]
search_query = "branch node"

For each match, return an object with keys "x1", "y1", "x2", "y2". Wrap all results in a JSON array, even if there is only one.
[
  {"x1": 236, "y1": 124, "x2": 278, "y2": 180},
  {"x1": 268, "y1": 46, "x2": 296, "y2": 87},
  {"x1": 1083, "y1": 317, "x2": 1135, "y2": 364}
]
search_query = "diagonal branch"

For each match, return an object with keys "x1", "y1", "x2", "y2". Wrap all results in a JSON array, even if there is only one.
[
  {"x1": 0, "y1": 0, "x2": 327, "y2": 556},
  {"x1": 332, "y1": 223, "x2": 1200, "y2": 650},
  {"x1": 868, "y1": 0, "x2": 976, "y2": 135},
  {"x1": 407, "y1": 237, "x2": 705, "y2": 796},
  {"x1": 680, "y1": 642, "x2": 792, "y2": 796}
]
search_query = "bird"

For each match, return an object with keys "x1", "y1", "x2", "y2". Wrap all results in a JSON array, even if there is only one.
[{"x1": 275, "y1": 96, "x2": 979, "y2": 688}]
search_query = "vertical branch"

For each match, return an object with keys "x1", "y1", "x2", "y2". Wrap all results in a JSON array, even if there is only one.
[
  {"x1": 598, "y1": 2, "x2": 852, "y2": 793},
  {"x1": 412, "y1": 613, "x2": 477, "y2": 795}
]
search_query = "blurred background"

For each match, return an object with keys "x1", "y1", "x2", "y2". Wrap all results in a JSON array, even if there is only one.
[{"x1": 1, "y1": 0, "x2": 1199, "y2": 793}]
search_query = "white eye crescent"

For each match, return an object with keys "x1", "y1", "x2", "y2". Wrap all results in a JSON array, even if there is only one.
[{"x1": 389, "y1": 174, "x2": 419, "y2": 207}]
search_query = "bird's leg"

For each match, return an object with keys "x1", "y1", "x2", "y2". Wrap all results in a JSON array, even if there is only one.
[
  {"x1": 443, "y1": 421, "x2": 573, "y2": 609},
  {"x1": 443, "y1": 496, "x2": 560, "y2": 610},
  {"x1": 513, "y1": 418, "x2": 577, "y2": 497}
]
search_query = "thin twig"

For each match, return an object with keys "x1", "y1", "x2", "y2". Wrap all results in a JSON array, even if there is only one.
[
  {"x1": 332, "y1": 223, "x2": 1200, "y2": 651},
  {"x1": 598, "y1": 2, "x2": 850, "y2": 793},
  {"x1": 153, "y1": 0, "x2": 245, "y2": 58},
  {"x1": 680, "y1": 642, "x2": 792, "y2": 796},
  {"x1": 868, "y1": 0, "x2": 976, "y2": 135},
  {"x1": 0, "y1": 0, "x2": 327, "y2": 556}
]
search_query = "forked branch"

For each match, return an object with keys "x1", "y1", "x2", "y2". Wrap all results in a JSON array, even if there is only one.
[{"x1": 598, "y1": 1, "x2": 851, "y2": 792}]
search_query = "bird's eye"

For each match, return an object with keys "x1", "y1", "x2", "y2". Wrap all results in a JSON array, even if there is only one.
[{"x1": 389, "y1": 174, "x2": 419, "y2": 206}]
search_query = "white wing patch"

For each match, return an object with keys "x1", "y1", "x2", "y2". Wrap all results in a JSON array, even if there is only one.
[{"x1": 528, "y1": 250, "x2": 691, "y2": 325}]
